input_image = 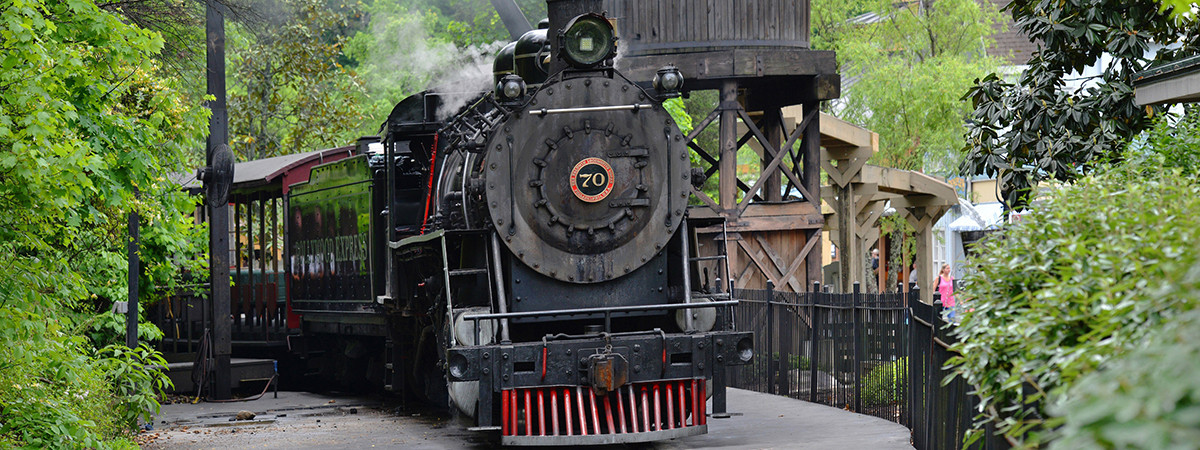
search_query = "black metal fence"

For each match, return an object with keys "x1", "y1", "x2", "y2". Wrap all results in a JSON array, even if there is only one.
[{"x1": 730, "y1": 283, "x2": 1008, "y2": 450}]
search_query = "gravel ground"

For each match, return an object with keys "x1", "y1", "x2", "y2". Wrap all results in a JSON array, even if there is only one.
[
  {"x1": 139, "y1": 392, "x2": 493, "y2": 449},
  {"x1": 139, "y1": 389, "x2": 913, "y2": 449}
]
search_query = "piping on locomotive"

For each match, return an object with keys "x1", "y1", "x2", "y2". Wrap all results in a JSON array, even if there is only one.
[{"x1": 286, "y1": 1, "x2": 753, "y2": 445}]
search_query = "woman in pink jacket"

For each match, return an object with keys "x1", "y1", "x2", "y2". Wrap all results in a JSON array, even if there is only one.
[{"x1": 937, "y1": 264, "x2": 956, "y2": 320}]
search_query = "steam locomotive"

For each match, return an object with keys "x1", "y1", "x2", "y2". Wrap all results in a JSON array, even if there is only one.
[{"x1": 285, "y1": 2, "x2": 752, "y2": 444}]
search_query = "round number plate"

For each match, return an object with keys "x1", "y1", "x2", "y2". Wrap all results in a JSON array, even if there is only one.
[{"x1": 569, "y1": 157, "x2": 615, "y2": 203}]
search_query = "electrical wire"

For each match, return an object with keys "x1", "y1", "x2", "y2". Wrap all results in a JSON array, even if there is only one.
[{"x1": 190, "y1": 328, "x2": 277, "y2": 403}]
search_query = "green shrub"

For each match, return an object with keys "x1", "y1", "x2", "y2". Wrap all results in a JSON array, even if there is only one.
[
  {"x1": 1130, "y1": 109, "x2": 1200, "y2": 177},
  {"x1": 770, "y1": 352, "x2": 812, "y2": 371},
  {"x1": 0, "y1": 308, "x2": 169, "y2": 448},
  {"x1": 862, "y1": 357, "x2": 907, "y2": 406},
  {"x1": 95, "y1": 344, "x2": 174, "y2": 429},
  {"x1": 1050, "y1": 306, "x2": 1200, "y2": 449},
  {"x1": 0, "y1": 309, "x2": 118, "y2": 448},
  {"x1": 84, "y1": 311, "x2": 166, "y2": 348},
  {"x1": 947, "y1": 167, "x2": 1200, "y2": 447}
]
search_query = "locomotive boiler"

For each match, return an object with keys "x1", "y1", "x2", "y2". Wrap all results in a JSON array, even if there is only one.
[{"x1": 286, "y1": 1, "x2": 752, "y2": 444}]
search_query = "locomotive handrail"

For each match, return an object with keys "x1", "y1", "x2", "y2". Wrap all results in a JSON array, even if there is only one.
[
  {"x1": 462, "y1": 300, "x2": 737, "y2": 322},
  {"x1": 463, "y1": 300, "x2": 739, "y2": 338},
  {"x1": 528, "y1": 103, "x2": 655, "y2": 116}
]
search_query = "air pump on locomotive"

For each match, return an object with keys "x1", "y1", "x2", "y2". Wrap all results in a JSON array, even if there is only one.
[{"x1": 285, "y1": 2, "x2": 753, "y2": 444}]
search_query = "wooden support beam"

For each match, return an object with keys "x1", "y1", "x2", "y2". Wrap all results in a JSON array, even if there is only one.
[
  {"x1": 819, "y1": 112, "x2": 876, "y2": 150},
  {"x1": 718, "y1": 81, "x2": 738, "y2": 215},
  {"x1": 801, "y1": 101, "x2": 822, "y2": 286},
  {"x1": 763, "y1": 109, "x2": 783, "y2": 202},
  {"x1": 821, "y1": 145, "x2": 873, "y2": 188},
  {"x1": 835, "y1": 182, "x2": 855, "y2": 292}
]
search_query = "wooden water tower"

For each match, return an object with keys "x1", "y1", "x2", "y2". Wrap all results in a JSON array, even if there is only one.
[{"x1": 605, "y1": 0, "x2": 839, "y2": 292}]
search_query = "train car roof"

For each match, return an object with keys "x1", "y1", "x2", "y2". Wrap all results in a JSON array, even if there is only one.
[{"x1": 172, "y1": 146, "x2": 356, "y2": 196}]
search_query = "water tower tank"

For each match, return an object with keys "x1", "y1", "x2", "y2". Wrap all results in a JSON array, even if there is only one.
[{"x1": 602, "y1": 0, "x2": 810, "y2": 56}]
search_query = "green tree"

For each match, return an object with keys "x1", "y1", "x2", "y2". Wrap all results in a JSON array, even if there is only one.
[
  {"x1": 228, "y1": 0, "x2": 368, "y2": 159},
  {"x1": 1, "y1": 0, "x2": 205, "y2": 444},
  {"x1": 816, "y1": 0, "x2": 1003, "y2": 174},
  {"x1": 1157, "y1": 0, "x2": 1199, "y2": 21},
  {"x1": 948, "y1": 114, "x2": 1200, "y2": 446},
  {"x1": 344, "y1": 0, "x2": 548, "y2": 130},
  {"x1": 1050, "y1": 307, "x2": 1200, "y2": 450},
  {"x1": 961, "y1": 0, "x2": 1200, "y2": 210}
]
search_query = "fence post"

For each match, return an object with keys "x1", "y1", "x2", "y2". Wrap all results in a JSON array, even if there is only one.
[
  {"x1": 919, "y1": 285, "x2": 934, "y2": 448},
  {"x1": 811, "y1": 281, "x2": 820, "y2": 403},
  {"x1": 765, "y1": 280, "x2": 776, "y2": 395},
  {"x1": 852, "y1": 282, "x2": 862, "y2": 413},
  {"x1": 903, "y1": 283, "x2": 915, "y2": 444},
  {"x1": 779, "y1": 282, "x2": 792, "y2": 397}
]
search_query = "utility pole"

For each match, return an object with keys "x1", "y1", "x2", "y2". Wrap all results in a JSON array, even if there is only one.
[
  {"x1": 204, "y1": 0, "x2": 234, "y2": 400},
  {"x1": 126, "y1": 189, "x2": 139, "y2": 349}
]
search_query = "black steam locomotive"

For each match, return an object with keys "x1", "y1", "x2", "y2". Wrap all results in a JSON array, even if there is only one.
[{"x1": 285, "y1": 2, "x2": 752, "y2": 444}]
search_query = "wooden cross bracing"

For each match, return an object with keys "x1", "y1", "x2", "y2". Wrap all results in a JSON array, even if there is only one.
[
  {"x1": 733, "y1": 231, "x2": 820, "y2": 292},
  {"x1": 686, "y1": 105, "x2": 817, "y2": 213}
]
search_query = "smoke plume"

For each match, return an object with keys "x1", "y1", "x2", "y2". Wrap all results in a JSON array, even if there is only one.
[{"x1": 357, "y1": 8, "x2": 505, "y2": 122}]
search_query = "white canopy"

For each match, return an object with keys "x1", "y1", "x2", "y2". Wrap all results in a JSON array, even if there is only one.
[{"x1": 949, "y1": 202, "x2": 1005, "y2": 232}]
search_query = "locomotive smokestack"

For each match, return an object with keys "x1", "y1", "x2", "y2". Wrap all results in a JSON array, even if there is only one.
[
  {"x1": 490, "y1": 0, "x2": 533, "y2": 40},
  {"x1": 546, "y1": 0, "x2": 605, "y2": 74}
]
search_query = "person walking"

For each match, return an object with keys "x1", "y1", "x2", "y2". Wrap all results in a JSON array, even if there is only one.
[{"x1": 937, "y1": 264, "x2": 957, "y2": 321}]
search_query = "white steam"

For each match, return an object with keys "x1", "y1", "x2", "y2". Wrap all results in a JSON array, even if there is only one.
[
  {"x1": 360, "y1": 10, "x2": 506, "y2": 122},
  {"x1": 430, "y1": 41, "x2": 507, "y2": 120}
]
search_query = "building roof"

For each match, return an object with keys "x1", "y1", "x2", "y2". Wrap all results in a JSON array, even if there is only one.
[
  {"x1": 987, "y1": 0, "x2": 1039, "y2": 66},
  {"x1": 1133, "y1": 54, "x2": 1200, "y2": 105}
]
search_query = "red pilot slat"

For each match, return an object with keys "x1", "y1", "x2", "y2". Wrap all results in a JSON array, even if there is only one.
[
  {"x1": 699, "y1": 381, "x2": 706, "y2": 425},
  {"x1": 661, "y1": 348, "x2": 667, "y2": 376},
  {"x1": 604, "y1": 395, "x2": 616, "y2": 434},
  {"x1": 627, "y1": 385, "x2": 639, "y2": 433},
  {"x1": 564, "y1": 389, "x2": 574, "y2": 436},
  {"x1": 551, "y1": 389, "x2": 559, "y2": 436},
  {"x1": 524, "y1": 390, "x2": 532, "y2": 436},
  {"x1": 666, "y1": 382, "x2": 675, "y2": 429},
  {"x1": 541, "y1": 346, "x2": 547, "y2": 381},
  {"x1": 588, "y1": 388, "x2": 601, "y2": 434},
  {"x1": 616, "y1": 387, "x2": 628, "y2": 433},
  {"x1": 678, "y1": 382, "x2": 686, "y2": 427},
  {"x1": 511, "y1": 390, "x2": 519, "y2": 433},
  {"x1": 538, "y1": 389, "x2": 546, "y2": 436},
  {"x1": 501, "y1": 390, "x2": 510, "y2": 436},
  {"x1": 576, "y1": 386, "x2": 588, "y2": 435},
  {"x1": 653, "y1": 384, "x2": 662, "y2": 431},
  {"x1": 641, "y1": 387, "x2": 650, "y2": 432},
  {"x1": 691, "y1": 379, "x2": 699, "y2": 427}
]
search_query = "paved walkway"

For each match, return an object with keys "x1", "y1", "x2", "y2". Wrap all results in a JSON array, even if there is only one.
[
  {"x1": 143, "y1": 388, "x2": 913, "y2": 449},
  {"x1": 672, "y1": 388, "x2": 914, "y2": 449}
]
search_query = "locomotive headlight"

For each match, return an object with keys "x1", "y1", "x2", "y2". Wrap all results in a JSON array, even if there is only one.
[
  {"x1": 653, "y1": 65, "x2": 684, "y2": 98},
  {"x1": 561, "y1": 13, "x2": 616, "y2": 69},
  {"x1": 736, "y1": 336, "x2": 754, "y2": 363},
  {"x1": 496, "y1": 74, "x2": 526, "y2": 103},
  {"x1": 447, "y1": 352, "x2": 470, "y2": 380}
]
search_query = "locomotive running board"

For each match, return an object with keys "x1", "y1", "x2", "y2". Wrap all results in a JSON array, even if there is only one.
[{"x1": 502, "y1": 425, "x2": 707, "y2": 446}]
